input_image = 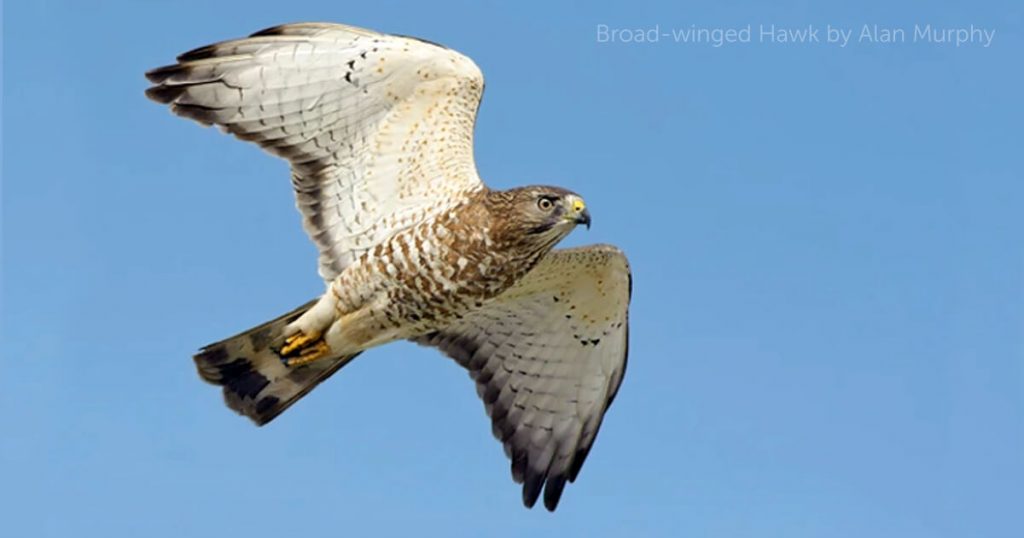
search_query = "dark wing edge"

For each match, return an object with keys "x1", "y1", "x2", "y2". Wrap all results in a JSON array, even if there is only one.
[{"x1": 414, "y1": 244, "x2": 631, "y2": 510}]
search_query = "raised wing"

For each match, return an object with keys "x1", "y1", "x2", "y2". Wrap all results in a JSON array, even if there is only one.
[
  {"x1": 414, "y1": 245, "x2": 631, "y2": 511},
  {"x1": 146, "y1": 23, "x2": 485, "y2": 280}
]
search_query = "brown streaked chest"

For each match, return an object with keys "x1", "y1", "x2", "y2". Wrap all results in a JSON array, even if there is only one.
[{"x1": 358, "y1": 198, "x2": 539, "y2": 327}]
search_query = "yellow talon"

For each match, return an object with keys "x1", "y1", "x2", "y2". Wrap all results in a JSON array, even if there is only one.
[
  {"x1": 284, "y1": 339, "x2": 332, "y2": 367},
  {"x1": 281, "y1": 331, "x2": 320, "y2": 356}
]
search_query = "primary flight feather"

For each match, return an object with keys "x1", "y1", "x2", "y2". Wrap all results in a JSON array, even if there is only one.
[{"x1": 146, "y1": 21, "x2": 631, "y2": 511}]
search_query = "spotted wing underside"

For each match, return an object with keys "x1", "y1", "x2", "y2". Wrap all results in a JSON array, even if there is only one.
[
  {"x1": 146, "y1": 22, "x2": 486, "y2": 281},
  {"x1": 414, "y1": 245, "x2": 631, "y2": 511}
]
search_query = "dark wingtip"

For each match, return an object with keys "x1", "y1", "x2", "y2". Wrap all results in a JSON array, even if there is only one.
[
  {"x1": 144, "y1": 84, "x2": 182, "y2": 104},
  {"x1": 144, "y1": 63, "x2": 189, "y2": 105},
  {"x1": 510, "y1": 450, "x2": 527, "y2": 484},
  {"x1": 168, "y1": 103, "x2": 219, "y2": 126},
  {"x1": 567, "y1": 442, "x2": 594, "y2": 483},
  {"x1": 144, "y1": 63, "x2": 180, "y2": 84},
  {"x1": 249, "y1": 22, "x2": 331, "y2": 37},
  {"x1": 522, "y1": 472, "x2": 544, "y2": 509},
  {"x1": 250, "y1": 24, "x2": 291, "y2": 37},
  {"x1": 177, "y1": 44, "x2": 219, "y2": 62},
  {"x1": 543, "y1": 475, "x2": 567, "y2": 511}
]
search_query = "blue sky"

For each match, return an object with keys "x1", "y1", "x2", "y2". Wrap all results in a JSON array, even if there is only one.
[{"x1": 2, "y1": 1, "x2": 1021, "y2": 536}]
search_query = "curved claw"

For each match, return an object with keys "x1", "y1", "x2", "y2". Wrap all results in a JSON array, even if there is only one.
[
  {"x1": 278, "y1": 331, "x2": 331, "y2": 367},
  {"x1": 281, "y1": 331, "x2": 319, "y2": 356}
]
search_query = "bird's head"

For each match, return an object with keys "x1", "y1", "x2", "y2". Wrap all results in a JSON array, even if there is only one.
[{"x1": 487, "y1": 185, "x2": 591, "y2": 252}]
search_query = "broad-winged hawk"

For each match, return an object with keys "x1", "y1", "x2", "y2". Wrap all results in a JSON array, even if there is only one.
[{"x1": 146, "y1": 22, "x2": 631, "y2": 511}]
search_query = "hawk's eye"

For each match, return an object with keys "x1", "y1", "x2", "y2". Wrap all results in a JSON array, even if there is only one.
[{"x1": 537, "y1": 197, "x2": 555, "y2": 211}]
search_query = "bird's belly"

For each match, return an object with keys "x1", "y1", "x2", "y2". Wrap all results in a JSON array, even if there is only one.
[
  {"x1": 334, "y1": 222, "x2": 529, "y2": 346},
  {"x1": 383, "y1": 271, "x2": 505, "y2": 333}
]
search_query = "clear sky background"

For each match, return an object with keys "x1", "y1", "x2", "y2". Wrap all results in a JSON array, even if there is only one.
[{"x1": 2, "y1": 1, "x2": 1022, "y2": 536}]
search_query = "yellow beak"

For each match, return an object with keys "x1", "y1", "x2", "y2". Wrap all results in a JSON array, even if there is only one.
[{"x1": 565, "y1": 196, "x2": 591, "y2": 229}]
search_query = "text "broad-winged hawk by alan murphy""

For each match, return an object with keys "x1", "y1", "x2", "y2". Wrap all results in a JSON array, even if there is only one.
[{"x1": 146, "y1": 22, "x2": 631, "y2": 511}]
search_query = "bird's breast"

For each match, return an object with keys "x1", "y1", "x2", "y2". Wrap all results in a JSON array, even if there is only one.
[{"x1": 375, "y1": 222, "x2": 530, "y2": 329}]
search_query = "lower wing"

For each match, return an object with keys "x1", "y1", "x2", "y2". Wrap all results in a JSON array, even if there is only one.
[{"x1": 414, "y1": 244, "x2": 631, "y2": 511}]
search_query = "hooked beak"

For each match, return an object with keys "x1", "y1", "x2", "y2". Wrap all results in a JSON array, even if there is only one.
[
  {"x1": 576, "y1": 207, "x2": 591, "y2": 229},
  {"x1": 565, "y1": 196, "x2": 591, "y2": 229}
]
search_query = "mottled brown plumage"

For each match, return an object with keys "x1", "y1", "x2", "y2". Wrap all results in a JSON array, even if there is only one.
[
  {"x1": 148, "y1": 22, "x2": 630, "y2": 512},
  {"x1": 295, "y1": 185, "x2": 591, "y2": 358}
]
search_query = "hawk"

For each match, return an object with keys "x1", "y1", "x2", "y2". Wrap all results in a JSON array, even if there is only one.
[{"x1": 145, "y1": 22, "x2": 631, "y2": 511}]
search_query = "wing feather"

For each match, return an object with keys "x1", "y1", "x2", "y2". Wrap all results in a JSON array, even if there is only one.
[
  {"x1": 414, "y1": 245, "x2": 631, "y2": 511},
  {"x1": 146, "y1": 22, "x2": 486, "y2": 280}
]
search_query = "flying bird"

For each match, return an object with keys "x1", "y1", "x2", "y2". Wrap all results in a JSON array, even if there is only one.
[{"x1": 145, "y1": 22, "x2": 631, "y2": 511}]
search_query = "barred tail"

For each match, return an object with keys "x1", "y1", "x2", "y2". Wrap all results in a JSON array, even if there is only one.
[{"x1": 193, "y1": 300, "x2": 360, "y2": 426}]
